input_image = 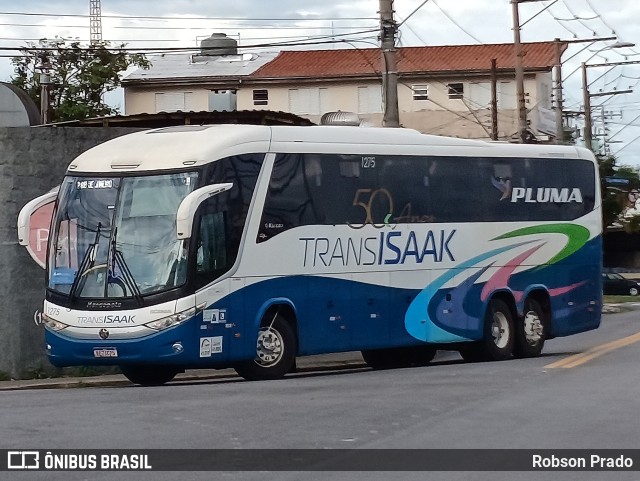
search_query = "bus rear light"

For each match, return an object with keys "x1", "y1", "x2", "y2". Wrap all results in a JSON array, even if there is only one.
[{"x1": 144, "y1": 307, "x2": 196, "y2": 331}]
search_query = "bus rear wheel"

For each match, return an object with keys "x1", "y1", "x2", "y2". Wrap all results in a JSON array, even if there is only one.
[
  {"x1": 514, "y1": 298, "x2": 546, "y2": 358},
  {"x1": 362, "y1": 346, "x2": 436, "y2": 370},
  {"x1": 459, "y1": 298, "x2": 515, "y2": 362},
  {"x1": 235, "y1": 314, "x2": 297, "y2": 381},
  {"x1": 120, "y1": 365, "x2": 180, "y2": 386}
]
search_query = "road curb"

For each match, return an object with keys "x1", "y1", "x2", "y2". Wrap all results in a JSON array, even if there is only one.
[{"x1": 0, "y1": 360, "x2": 367, "y2": 392}]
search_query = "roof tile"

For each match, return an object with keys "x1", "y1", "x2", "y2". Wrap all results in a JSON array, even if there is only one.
[{"x1": 251, "y1": 42, "x2": 563, "y2": 79}]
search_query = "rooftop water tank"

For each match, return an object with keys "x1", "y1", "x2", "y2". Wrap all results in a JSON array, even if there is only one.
[{"x1": 200, "y1": 33, "x2": 238, "y2": 57}]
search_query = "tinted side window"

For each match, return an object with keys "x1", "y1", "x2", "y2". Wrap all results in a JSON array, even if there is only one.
[
  {"x1": 259, "y1": 153, "x2": 382, "y2": 242},
  {"x1": 194, "y1": 207, "x2": 229, "y2": 290},
  {"x1": 258, "y1": 154, "x2": 325, "y2": 242},
  {"x1": 204, "y1": 154, "x2": 264, "y2": 250},
  {"x1": 378, "y1": 156, "x2": 434, "y2": 224},
  {"x1": 258, "y1": 154, "x2": 596, "y2": 242},
  {"x1": 427, "y1": 157, "x2": 482, "y2": 222},
  {"x1": 478, "y1": 158, "x2": 595, "y2": 222},
  {"x1": 194, "y1": 154, "x2": 263, "y2": 286}
]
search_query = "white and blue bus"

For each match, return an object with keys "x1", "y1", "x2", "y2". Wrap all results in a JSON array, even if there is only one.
[{"x1": 18, "y1": 125, "x2": 602, "y2": 385}]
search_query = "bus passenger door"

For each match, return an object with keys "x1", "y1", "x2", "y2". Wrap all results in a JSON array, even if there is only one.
[{"x1": 192, "y1": 206, "x2": 238, "y2": 364}]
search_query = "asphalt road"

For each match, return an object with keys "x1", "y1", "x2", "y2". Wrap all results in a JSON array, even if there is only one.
[{"x1": 2, "y1": 306, "x2": 640, "y2": 481}]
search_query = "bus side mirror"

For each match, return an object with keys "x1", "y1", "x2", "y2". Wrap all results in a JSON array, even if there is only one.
[
  {"x1": 176, "y1": 183, "x2": 233, "y2": 240},
  {"x1": 17, "y1": 186, "x2": 60, "y2": 268}
]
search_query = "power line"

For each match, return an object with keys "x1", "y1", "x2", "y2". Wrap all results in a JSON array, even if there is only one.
[
  {"x1": 0, "y1": 11, "x2": 377, "y2": 21},
  {"x1": 584, "y1": 0, "x2": 616, "y2": 33},
  {"x1": 397, "y1": 0, "x2": 430, "y2": 28},
  {"x1": 0, "y1": 27, "x2": 381, "y2": 52},
  {"x1": 1, "y1": 22, "x2": 378, "y2": 32},
  {"x1": 431, "y1": 0, "x2": 483, "y2": 44},
  {"x1": 560, "y1": 0, "x2": 601, "y2": 35}
]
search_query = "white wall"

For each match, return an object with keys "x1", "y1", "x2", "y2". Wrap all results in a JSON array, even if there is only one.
[{"x1": 125, "y1": 71, "x2": 552, "y2": 140}]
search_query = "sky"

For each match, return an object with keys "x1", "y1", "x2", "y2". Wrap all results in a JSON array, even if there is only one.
[{"x1": 1, "y1": 0, "x2": 639, "y2": 165}]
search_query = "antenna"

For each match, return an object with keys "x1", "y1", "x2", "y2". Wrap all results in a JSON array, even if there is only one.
[{"x1": 90, "y1": 0, "x2": 103, "y2": 45}]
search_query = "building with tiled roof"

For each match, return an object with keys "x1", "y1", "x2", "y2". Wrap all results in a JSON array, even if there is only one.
[
  {"x1": 122, "y1": 33, "x2": 279, "y2": 115},
  {"x1": 123, "y1": 37, "x2": 565, "y2": 140}
]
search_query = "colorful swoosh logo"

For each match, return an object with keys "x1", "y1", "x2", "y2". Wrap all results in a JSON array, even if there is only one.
[
  {"x1": 492, "y1": 223, "x2": 590, "y2": 265},
  {"x1": 405, "y1": 223, "x2": 592, "y2": 342}
]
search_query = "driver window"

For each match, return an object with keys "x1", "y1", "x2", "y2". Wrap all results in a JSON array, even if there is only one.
[{"x1": 195, "y1": 210, "x2": 228, "y2": 289}]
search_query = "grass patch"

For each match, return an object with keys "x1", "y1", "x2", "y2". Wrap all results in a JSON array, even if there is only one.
[
  {"x1": 0, "y1": 370, "x2": 11, "y2": 381},
  {"x1": 603, "y1": 295, "x2": 640, "y2": 304},
  {"x1": 62, "y1": 366, "x2": 121, "y2": 378}
]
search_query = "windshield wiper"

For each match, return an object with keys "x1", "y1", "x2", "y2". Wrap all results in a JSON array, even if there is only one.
[
  {"x1": 109, "y1": 227, "x2": 143, "y2": 303},
  {"x1": 68, "y1": 222, "x2": 102, "y2": 300}
]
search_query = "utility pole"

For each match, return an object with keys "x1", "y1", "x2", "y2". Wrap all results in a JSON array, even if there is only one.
[
  {"x1": 490, "y1": 58, "x2": 498, "y2": 140},
  {"x1": 379, "y1": 0, "x2": 400, "y2": 127},
  {"x1": 582, "y1": 61, "x2": 634, "y2": 151},
  {"x1": 582, "y1": 63, "x2": 593, "y2": 150},
  {"x1": 552, "y1": 36, "x2": 617, "y2": 143},
  {"x1": 554, "y1": 39, "x2": 564, "y2": 142},
  {"x1": 511, "y1": 0, "x2": 528, "y2": 142}
]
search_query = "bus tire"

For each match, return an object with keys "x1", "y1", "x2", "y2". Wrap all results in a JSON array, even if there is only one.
[
  {"x1": 514, "y1": 298, "x2": 546, "y2": 358},
  {"x1": 235, "y1": 314, "x2": 297, "y2": 381},
  {"x1": 120, "y1": 365, "x2": 179, "y2": 386},
  {"x1": 460, "y1": 299, "x2": 515, "y2": 362},
  {"x1": 362, "y1": 346, "x2": 436, "y2": 370}
]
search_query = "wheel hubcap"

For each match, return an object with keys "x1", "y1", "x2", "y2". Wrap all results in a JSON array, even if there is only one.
[
  {"x1": 491, "y1": 312, "x2": 510, "y2": 349},
  {"x1": 523, "y1": 311, "x2": 543, "y2": 345},
  {"x1": 255, "y1": 327, "x2": 283, "y2": 367}
]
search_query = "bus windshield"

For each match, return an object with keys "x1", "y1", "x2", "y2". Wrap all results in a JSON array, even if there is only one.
[{"x1": 48, "y1": 172, "x2": 198, "y2": 298}]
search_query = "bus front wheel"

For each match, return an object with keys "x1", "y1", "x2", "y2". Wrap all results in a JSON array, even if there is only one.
[
  {"x1": 235, "y1": 314, "x2": 297, "y2": 381},
  {"x1": 120, "y1": 365, "x2": 180, "y2": 386},
  {"x1": 460, "y1": 298, "x2": 515, "y2": 362}
]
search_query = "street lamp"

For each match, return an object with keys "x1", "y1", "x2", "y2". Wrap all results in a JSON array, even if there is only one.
[
  {"x1": 34, "y1": 60, "x2": 52, "y2": 125},
  {"x1": 582, "y1": 55, "x2": 639, "y2": 151}
]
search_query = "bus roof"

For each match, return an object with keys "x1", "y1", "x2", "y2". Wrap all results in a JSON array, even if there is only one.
[{"x1": 67, "y1": 124, "x2": 594, "y2": 173}]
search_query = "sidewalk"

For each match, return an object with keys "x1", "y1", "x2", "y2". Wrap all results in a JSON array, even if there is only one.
[{"x1": 0, "y1": 352, "x2": 367, "y2": 391}]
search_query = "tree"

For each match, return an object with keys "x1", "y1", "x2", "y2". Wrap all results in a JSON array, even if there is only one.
[
  {"x1": 598, "y1": 154, "x2": 640, "y2": 232},
  {"x1": 11, "y1": 38, "x2": 150, "y2": 122}
]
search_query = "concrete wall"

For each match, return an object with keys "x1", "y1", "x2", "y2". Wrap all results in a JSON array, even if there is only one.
[{"x1": 0, "y1": 127, "x2": 141, "y2": 379}]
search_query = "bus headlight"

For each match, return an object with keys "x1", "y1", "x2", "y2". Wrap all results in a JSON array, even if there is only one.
[
  {"x1": 144, "y1": 307, "x2": 196, "y2": 331},
  {"x1": 41, "y1": 313, "x2": 69, "y2": 332}
]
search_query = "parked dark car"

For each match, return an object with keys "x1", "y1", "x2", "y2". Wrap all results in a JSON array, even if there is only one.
[{"x1": 602, "y1": 273, "x2": 640, "y2": 296}]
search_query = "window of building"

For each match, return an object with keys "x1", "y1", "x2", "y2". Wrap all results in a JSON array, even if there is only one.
[
  {"x1": 357, "y1": 86, "x2": 383, "y2": 114},
  {"x1": 412, "y1": 85, "x2": 429, "y2": 101},
  {"x1": 154, "y1": 92, "x2": 196, "y2": 113},
  {"x1": 468, "y1": 82, "x2": 491, "y2": 108},
  {"x1": 288, "y1": 88, "x2": 322, "y2": 115},
  {"x1": 499, "y1": 81, "x2": 516, "y2": 109},
  {"x1": 447, "y1": 83, "x2": 464, "y2": 100},
  {"x1": 253, "y1": 89, "x2": 269, "y2": 106}
]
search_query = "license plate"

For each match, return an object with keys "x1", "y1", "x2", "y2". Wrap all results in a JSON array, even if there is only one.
[{"x1": 93, "y1": 348, "x2": 118, "y2": 358}]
